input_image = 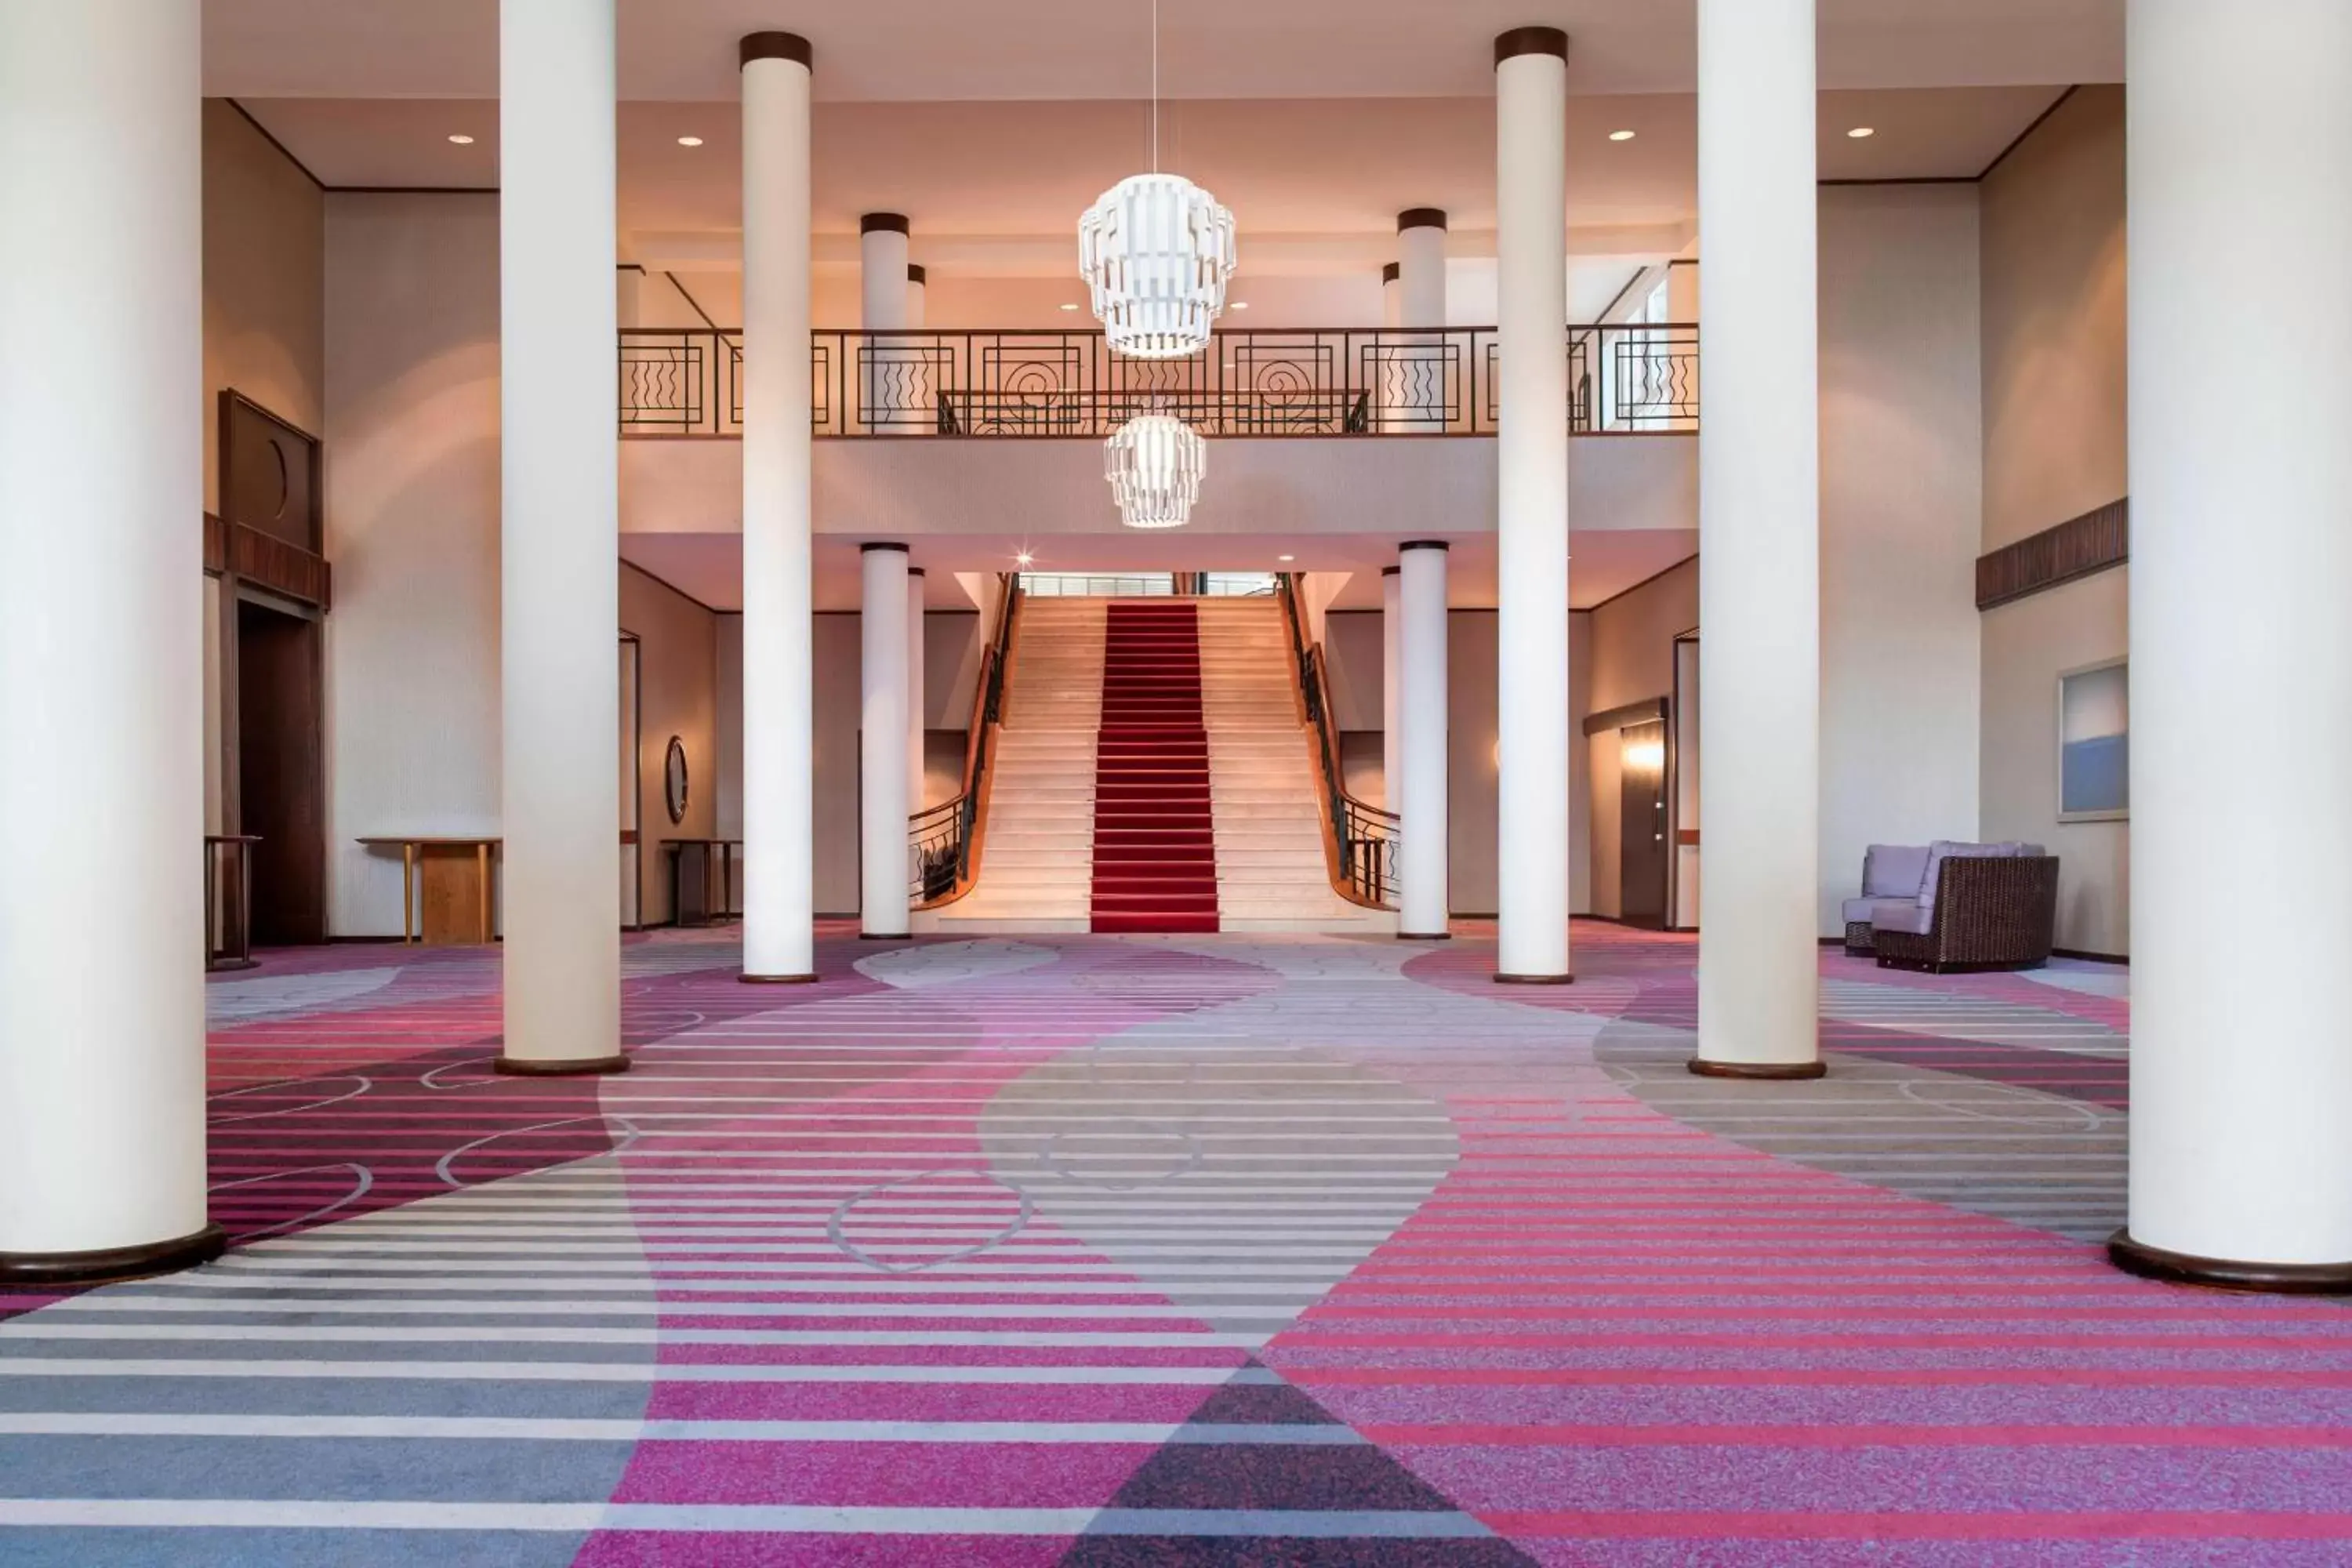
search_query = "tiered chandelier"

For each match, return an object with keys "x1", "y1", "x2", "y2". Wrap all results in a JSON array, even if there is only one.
[
  {"x1": 1104, "y1": 410, "x2": 1207, "y2": 531},
  {"x1": 1086, "y1": 0, "x2": 1230, "y2": 528},
  {"x1": 1078, "y1": 0, "x2": 1237, "y2": 360}
]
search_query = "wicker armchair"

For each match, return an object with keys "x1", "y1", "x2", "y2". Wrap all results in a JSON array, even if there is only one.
[{"x1": 1873, "y1": 854, "x2": 2060, "y2": 975}]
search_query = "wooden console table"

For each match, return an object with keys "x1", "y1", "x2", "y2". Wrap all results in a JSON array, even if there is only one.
[
  {"x1": 358, "y1": 836, "x2": 499, "y2": 946},
  {"x1": 663, "y1": 838, "x2": 742, "y2": 927}
]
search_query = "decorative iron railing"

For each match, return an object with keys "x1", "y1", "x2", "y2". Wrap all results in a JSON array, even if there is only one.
[
  {"x1": 618, "y1": 325, "x2": 1699, "y2": 439},
  {"x1": 909, "y1": 574, "x2": 1022, "y2": 907},
  {"x1": 1275, "y1": 575, "x2": 1400, "y2": 912}
]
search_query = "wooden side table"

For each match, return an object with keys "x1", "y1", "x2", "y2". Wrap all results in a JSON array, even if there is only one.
[
  {"x1": 662, "y1": 838, "x2": 742, "y2": 927},
  {"x1": 358, "y1": 836, "x2": 501, "y2": 945}
]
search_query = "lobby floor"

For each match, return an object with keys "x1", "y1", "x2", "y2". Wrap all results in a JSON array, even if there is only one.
[{"x1": 5, "y1": 922, "x2": 2347, "y2": 1566}]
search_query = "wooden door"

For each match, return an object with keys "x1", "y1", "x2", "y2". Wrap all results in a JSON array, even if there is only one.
[
  {"x1": 1617, "y1": 720, "x2": 1668, "y2": 930},
  {"x1": 235, "y1": 597, "x2": 326, "y2": 946}
]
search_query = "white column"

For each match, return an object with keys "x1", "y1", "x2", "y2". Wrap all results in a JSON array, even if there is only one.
[
  {"x1": 861, "y1": 212, "x2": 915, "y2": 434},
  {"x1": 1690, "y1": 0, "x2": 1820, "y2": 1078},
  {"x1": 1396, "y1": 209, "x2": 1449, "y2": 430},
  {"x1": 1493, "y1": 27, "x2": 1572, "y2": 983},
  {"x1": 0, "y1": 0, "x2": 216, "y2": 1280},
  {"x1": 860, "y1": 546, "x2": 911, "y2": 938},
  {"x1": 907, "y1": 568, "x2": 928, "y2": 809},
  {"x1": 2113, "y1": 0, "x2": 2352, "y2": 1290},
  {"x1": 495, "y1": 0, "x2": 623, "y2": 1074},
  {"x1": 740, "y1": 32, "x2": 816, "y2": 982},
  {"x1": 1381, "y1": 568, "x2": 1402, "y2": 810},
  {"x1": 1398, "y1": 544, "x2": 1451, "y2": 938}
]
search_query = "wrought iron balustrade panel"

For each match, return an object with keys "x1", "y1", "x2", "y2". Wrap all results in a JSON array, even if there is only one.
[{"x1": 622, "y1": 324, "x2": 1697, "y2": 439}]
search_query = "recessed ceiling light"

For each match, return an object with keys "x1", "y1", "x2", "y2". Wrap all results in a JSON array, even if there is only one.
[
  {"x1": 1847, "y1": 126, "x2": 1876, "y2": 139},
  {"x1": 447, "y1": 133, "x2": 475, "y2": 145},
  {"x1": 1608, "y1": 129, "x2": 1637, "y2": 142},
  {"x1": 1058, "y1": 302, "x2": 1080, "y2": 311},
  {"x1": 1015, "y1": 553, "x2": 1034, "y2": 566},
  {"x1": 1277, "y1": 554, "x2": 1295, "y2": 562},
  {"x1": 1230, "y1": 300, "x2": 1250, "y2": 310},
  {"x1": 677, "y1": 136, "x2": 704, "y2": 147}
]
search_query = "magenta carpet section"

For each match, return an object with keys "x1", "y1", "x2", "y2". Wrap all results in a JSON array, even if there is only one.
[{"x1": 4, "y1": 921, "x2": 2346, "y2": 1566}]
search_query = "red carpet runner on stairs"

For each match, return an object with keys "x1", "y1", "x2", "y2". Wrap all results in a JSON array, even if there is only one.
[{"x1": 1090, "y1": 600, "x2": 1221, "y2": 934}]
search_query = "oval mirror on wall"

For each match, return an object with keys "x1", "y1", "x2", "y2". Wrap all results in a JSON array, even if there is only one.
[{"x1": 663, "y1": 735, "x2": 689, "y2": 824}]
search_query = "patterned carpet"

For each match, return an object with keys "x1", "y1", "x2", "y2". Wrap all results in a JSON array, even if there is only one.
[{"x1": 5, "y1": 921, "x2": 2349, "y2": 1566}]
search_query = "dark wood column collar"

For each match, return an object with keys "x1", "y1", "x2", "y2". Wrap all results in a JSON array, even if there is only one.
[
  {"x1": 1494, "y1": 26, "x2": 1571, "y2": 65},
  {"x1": 906, "y1": 263, "x2": 927, "y2": 284},
  {"x1": 739, "y1": 32, "x2": 813, "y2": 70},
  {"x1": 861, "y1": 212, "x2": 910, "y2": 235},
  {"x1": 1381, "y1": 262, "x2": 1400, "y2": 283},
  {"x1": 1396, "y1": 208, "x2": 1448, "y2": 233}
]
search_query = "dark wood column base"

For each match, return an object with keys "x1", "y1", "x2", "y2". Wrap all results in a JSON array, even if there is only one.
[
  {"x1": 1688, "y1": 1058, "x2": 1828, "y2": 1080},
  {"x1": 858, "y1": 932, "x2": 913, "y2": 942},
  {"x1": 1398, "y1": 931, "x2": 1452, "y2": 942},
  {"x1": 740, "y1": 971, "x2": 819, "y2": 985},
  {"x1": 492, "y1": 1053, "x2": 632, "y2": 1077},
  {"x1": 2107, "y1": 1230, "x2": 2352, "y2": 1294},
  {"x1": 0, "y1": 1223, "x2": 227, "y2": 1287},
  {"x1": 1494, "y1": 971, "x2": 1574, "y2": 985}
]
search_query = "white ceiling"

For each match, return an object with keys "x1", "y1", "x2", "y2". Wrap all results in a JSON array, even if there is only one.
[
  {"x1": 205, "y1": 0, "x2": 2121, "y2": 102},
  {"x1": 619, "y1": 527, "x2": 1697, "y2": 615}
]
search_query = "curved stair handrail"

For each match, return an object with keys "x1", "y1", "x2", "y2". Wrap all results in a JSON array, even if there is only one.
[
  {"x1": 909, "y1": 574, "x2": 1022, "y2": 909},
  {"x1": 1274, "y1": 574, "x2": 1401, "y2": 911}
]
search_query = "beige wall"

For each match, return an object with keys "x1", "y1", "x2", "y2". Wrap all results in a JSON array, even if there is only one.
[
  {"x1": 1978, "y1": 86, "x2": 2130, "y2": 955},
  {"x1": 202, "y1": 100, "x2": 324, "y2": 514},
  {"x1": 1981, "y1": 570, "x2": 2129, "y2": 956},
  {"x1": 322, "y1": 192, "x2": 503, "y2": 936},
  {"x1": 1324, "y1": 606, "x2": 1593, "y2": 918},
  {"x1": 1819, "y1": 183, "x2": 1985, "y2": 934},
  {"x1": 622, "y1": 564, "x2": 720, "y2": 925},
  {"x1": 1982, "y1": 86, "x2": 2127, "y2": 551}
]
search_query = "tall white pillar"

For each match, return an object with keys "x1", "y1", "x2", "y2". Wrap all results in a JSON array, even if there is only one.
[
  {"x1": 1398, "y1": 544, "x2": 1451, "y2": 938},
  {"x1": 907, "y1": 568, "x2": 928, "y2": 809},
  {"x1": 0, "y1": 0, "x2": 219, "y2": 1283},
  {"x1": 740, "y1": 31, "x2": 817, "y2": 982},
  {"x1": 1381, "y1": 568, "x2": 1402, "y2": 810},
  {"x1": 860, "y1": 545, "x2": 912, "y2": 938},
  {"x1": 861, "y1": 213, "x2": 917, "y2": 434},
  {"x1": 1493, "y1": 27, "x2": 1573, "y2": 984},
  {"x1": 1690, "y1": 0, "x2": 1820, "y2": 1079},
  {"x1": 2111, "y1": 0, "x2": 2352, "y2": 1291},
  {"x1": 1396, "y1": 209, "x2": 1449, "y2": 430},
  {"x1": 495, "y1": 0, "x2": 624, "y2": 1076}
]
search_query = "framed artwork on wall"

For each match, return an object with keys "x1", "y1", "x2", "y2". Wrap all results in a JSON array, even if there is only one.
[{"x1": 2058, "y1": 659, "x2": 2128, "y2": 822}]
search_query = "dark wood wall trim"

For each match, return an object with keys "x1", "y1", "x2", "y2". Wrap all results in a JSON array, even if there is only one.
[
  {"x1": 203, "y1": 514, "x2": 332, "y2": 610},
  {"x1": 1583, "y1": 697, "x2": 1668, "y2": 737},
  {"x1": 1976, "y1": 498, "x2": 2128, "y2": 611}
]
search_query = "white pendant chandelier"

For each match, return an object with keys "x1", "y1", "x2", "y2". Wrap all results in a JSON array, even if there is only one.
[
  {"x1": 1079, "y1": 0, "x2": 1236, "y2": 360},
  {"x1": 1105, "y1": 411, "x2": 1207, "y2": 530}
]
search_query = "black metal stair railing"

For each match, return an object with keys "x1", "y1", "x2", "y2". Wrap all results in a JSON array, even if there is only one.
[
  {"x1": 1275, "y1": 575, "x2": 1400, "y2": 911},
  {"x1": 907, "y1": 574, "x2": 1022, "y2": 907}
]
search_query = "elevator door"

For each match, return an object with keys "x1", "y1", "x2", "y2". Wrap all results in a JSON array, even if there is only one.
[{"x1": 1618, "y1": 720, "x2": 1668, "y2": 930}]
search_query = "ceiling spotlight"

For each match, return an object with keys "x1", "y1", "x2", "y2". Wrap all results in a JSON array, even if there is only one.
[
  {"x1": 447, "y1": 133, "x2": 476, "y2": 145},
  {"x1": 1847, "y1": 126, "x2": 1876, "y2": 139},
  {"x1": 1608, "y1": 129, "x2": 1637, "y2": 142},
  {"x1": 676, "y1": 136, "x2": 704, "y2": 147},
  {"x1": 1058, "y1": 302, "x2": 1080, "y2": 311},
  {"x1": 1277, "y1": 554, "x2": 1295, "y2": 563},
  {"x1": 1015, "y1": 552, "x2": 1034, "y2": 566}
]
